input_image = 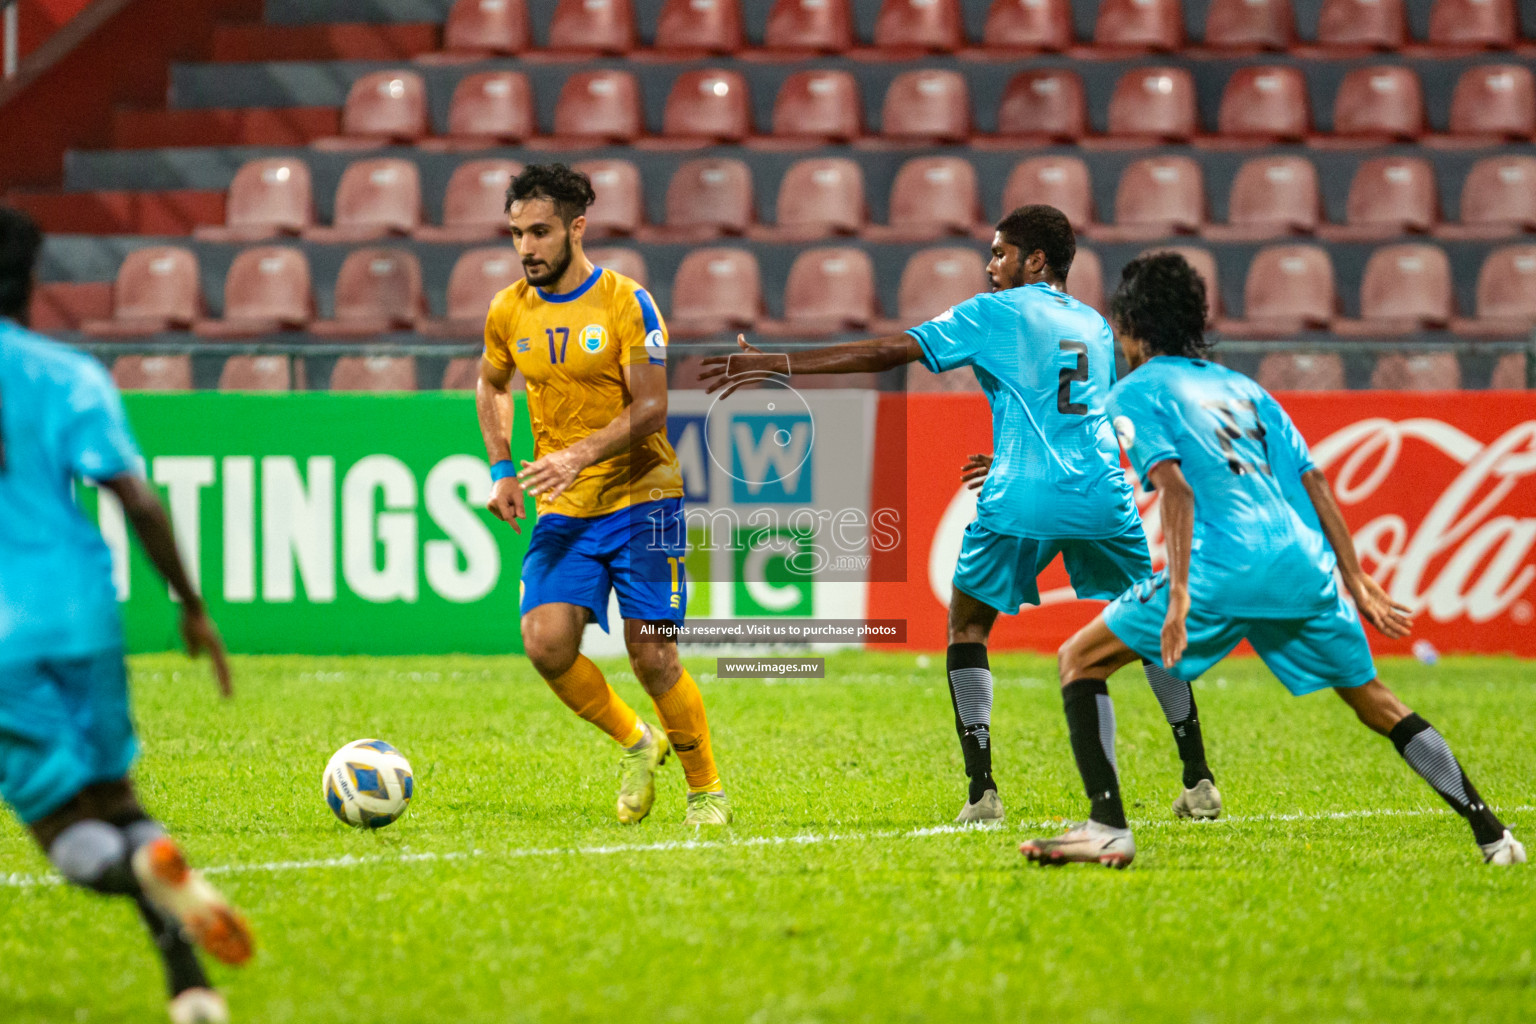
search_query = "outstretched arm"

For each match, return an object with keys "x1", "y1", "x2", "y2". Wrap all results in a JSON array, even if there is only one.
[
  {"x1": 1302, "y1": 469, "x2": 1413, "y2": 638},
  {"x1": 699, "y1": 333, "x2": 924, "y2": 396},
  {"x1": 1147, "y1": 460, "x2": 1194, "y2": 670}
]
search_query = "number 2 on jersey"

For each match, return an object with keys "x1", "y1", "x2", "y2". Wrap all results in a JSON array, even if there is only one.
[
  {"x1": 1057, "y1": 340, "x2": 1088, "y2": 415},
  {"x1": 545, "y1": 327, "x2": 570, "y2": 363}
]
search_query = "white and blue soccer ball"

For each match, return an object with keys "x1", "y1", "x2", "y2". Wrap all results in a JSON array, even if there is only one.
[{"x1": 322, "y1": 739, "x2": 414, "y2": 829}]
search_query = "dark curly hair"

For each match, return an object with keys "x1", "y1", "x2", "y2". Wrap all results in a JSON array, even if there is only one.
[
  {"x1": 504, "y1": 163, "x2": 597, "y2": 222},
  {"x1": 0, "y1": 206, "x2": 42, "y2": 322},
  {"x1": 1108, "y1": 252, "x2": 1214, "y2": 360},
  {"x1": 996, "y1": 204, "x2": 1075, "y2": 283}
]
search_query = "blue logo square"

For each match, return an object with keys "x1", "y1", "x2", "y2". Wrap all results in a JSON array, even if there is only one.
[{"x1": 730, "y1": 414, "x2": 814, "y2": 504}]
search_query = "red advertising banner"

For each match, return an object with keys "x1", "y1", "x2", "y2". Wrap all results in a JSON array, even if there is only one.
[{"x1": 867, "y1": 392, "x2": 1536, "y2": 656}]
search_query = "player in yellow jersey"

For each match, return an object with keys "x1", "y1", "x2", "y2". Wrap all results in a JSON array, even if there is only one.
[{"x1": 474, "y1": 164, "x2": 729, "y2": 826}]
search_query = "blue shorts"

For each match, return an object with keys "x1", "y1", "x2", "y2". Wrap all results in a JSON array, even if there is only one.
[
  {"x1": 0, "y1": 650, "x2": 138, "y2": 825},
  {"x1": 519, "y1": 498, "x2": 688, "y2": 633},
  {"x1": 952, "y1": 520, "x2": 1153, "y2": 615},
  {"x1": 1103, "y1": 572, "x2": 1378, "y2": 695}
]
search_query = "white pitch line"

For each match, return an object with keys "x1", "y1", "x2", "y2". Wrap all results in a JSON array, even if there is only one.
[{"x1": 2, "y1": 804, "x2": 1528, "y2": 890}]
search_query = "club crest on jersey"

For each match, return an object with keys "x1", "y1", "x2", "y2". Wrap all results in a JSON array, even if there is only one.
[
  {"x1": 580, "y1": 324, "x2": 607, "y2": 354},
  {"x1": 1113, "y1": 415, "x2": 1136, "y2": 449}
]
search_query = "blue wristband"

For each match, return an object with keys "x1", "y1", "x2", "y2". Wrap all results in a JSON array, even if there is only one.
[{"x1": 490, "y1": 460, "x2": 516, "y2": 482}]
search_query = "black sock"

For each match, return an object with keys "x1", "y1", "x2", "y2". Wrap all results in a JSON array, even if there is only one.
[
  {"x1": 1062, "y1": 678, "x2": 1126, "y2": 829},
  {"x1": 946, "y1": 642, "x2": 995, "y2": 803},
  {"x1": 135, "y1": 895, "x2": 211, "y2": 997},
  {"x1": 1142, "y1": 662, "x2": 1213, "y2": 788},
  {"x1": 1389, "y1": 714, "x2": 1505, "y2": 846}
]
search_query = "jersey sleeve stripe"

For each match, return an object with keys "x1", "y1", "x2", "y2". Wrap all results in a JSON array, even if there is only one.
[{"x1": 635, "y1": 288, "x2": 662, "y2": 335}]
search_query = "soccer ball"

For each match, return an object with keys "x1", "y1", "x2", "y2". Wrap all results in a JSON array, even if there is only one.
[{"x1": 322, "y1": 739, "x2": 414, "y2": 829}]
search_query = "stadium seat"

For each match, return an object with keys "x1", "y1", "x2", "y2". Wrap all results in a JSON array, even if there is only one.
[
  {"x1": 1426, "y1": 0, "x2": 1517, "y2": 50},
  {"x1": 440, "y1": 0, "x2": 530, "y2": 57},
  {"x1": 876, "y1": 71, "x2": 971, "y2": 144},
  {"x1": 1370, "y1": 354, "x2": 1462, "y2": 390},
  {"x1": 668, "y1": 248, "x2": 763, "y2": 337},
  {"x1": 195, "y1": 158, "x2": 313, "y2": 241},
  {"x1": 587, "y1": 247, "x2": 649, "y2": 287},
  {"x1": 330, "y1": 356, "x2": 419, "y2": 391},
  {"x1": 1001, "y1": 157, "x2": 1095, "y2": 231},
  {"x1": 866, "y1": 157, "x2": 979, "y2": 242},
  {"x1": 541, "y1": 0, "x2": 636, "y2": 56},
  {"x1": 1440, "y1": 156, "x2": 1536, "y2": 238},
  {"x1": 573, "y1": 160, "x2": 644, "y2": 236},
  {"x1": 1256, "y1": 353, "x2": 1346, "y2": 390},
  {"x1": 986, "y1": 70, "x2": 1087, "y2": 145},
  {"x1": 977, "y1": 0, "x2": 1074, "y2": 53},
  {"x1": 761, "y1": 0, "x2": 856, "y2": 54},
  {"x1": 648, "y1": 158, "x2": 755, "y2": 240},
  {"x1": 891, "y1": 247, "x2": 987, "y2": 325},
  {"x1": 1066, "y1": 247, "x2": 1104, "y2": 311},
  {"x1": 415, "y1": 159, "x2": 521, "y2": 243},
  {"x1": 1324, "y1": 67, "x2": 1425, "y2": 143},
  {"x1": 1093, "y1": 0, "x2": 1185, "y2": 51},
  {"x1": 652, "y1": 0, "x2": 744, "y2": 56},
  {"x1": 1313, "y1": 0, "x2": 1406, "y2": 50},
  {"x1": 1097, "y1": 157, "x2": 1205, "y2": 241},
  {"x1": 327, "y1": 71, "x2": 428, "y2": 147},
  {"x1": 1201, "y1": 0, "x2": 1294, "y2": 51},
  {"x1": 754, "y1": 158, "x2": 867, "y2": 240},
  {"x1": 541, "y1": 71, "x2": 644, "y2": 147},
  {"x1": 431, "y1": 72, "x2": 535, "y2": 148},
  {"x1": 1102, "y1": 67, "x2": 1198, "y2": 145},
  {"x1": 218, "y1": 355, "x2": 300, "y2": 391},
  {"x1": 82, "y1": 246, "x2": 202, "y2": 337},
  {"x1": 1220, "y1": 245, "x2": 1336, "y2": 335},
  {"x1": 650, "y1": 70, "x2": 753, "y2": 148},
  {"x1": 194, "y1": 247, "x2": 314, "y2": 337},
  {"x1": 868, "y1": 0, "x2": 966, "y2": 55},
  {"x1": 1319, "y1": 157, "x2": 1439, "y2": 241},
  {"x1": 111, "y1": 355, "x2": 193, "y2": 391},
  {"x1": 1451, "y1": 245, "x2": 1536, "y2": 335},
  {"x1": 1214, "y1": 66, "x2": 1310, "y2": 144},
  {"x1": 310, "y1": 248, "x2": 426, "y2": 337},
  {"x1": 1440, "y1": 65, "x2": 1536, "y2": 144},
  {"x1": 1335, "y1": 244, "x2": 1454, "y2": 335},
  {"x1": 420, "y1": 247, "x2": 522, "y2": 339},
  {"x1": 762, "y1": 70, "x2": 864, "y2": 146},
  {"x1": 1143, "y1": 245, "x2": 1222, "y2": 319},
  {"x1": 1491, "y1": 353, "x2": 1528, "y2": 387},
  {"x1": 440, "y1": 357, "x2": 484, "y2": 390},
  {"x1": 27, "y1": 282, "x2": 112, "y2": 332},
  {"x1": 763, "y1": 247, "x2": 878, "y2": 335},
  {"x1": 305, "y1": 159, "x2": 421, "y2": 241},
  {"x1": 1205, "y1": 156, "x2": 1321, "y2": 240}
]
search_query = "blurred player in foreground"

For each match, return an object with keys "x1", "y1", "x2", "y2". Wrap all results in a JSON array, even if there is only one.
[
  {"x1": 701, "y1": 206, "x2": 1219, "y2": 825},
  {"x1": 476, "y1": 165, "x2": 729, "y2": 826},
  {"x1": 0, "y1": 208, "x2": 249, "y2": 1024},
  {"x1": 1022, "y1": 253, "x2": 1526, "y2": 869}
]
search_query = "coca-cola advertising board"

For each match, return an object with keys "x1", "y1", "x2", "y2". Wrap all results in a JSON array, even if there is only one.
[{"x1": 866, "y1": 392, "x2": 1536, "y2": 656}]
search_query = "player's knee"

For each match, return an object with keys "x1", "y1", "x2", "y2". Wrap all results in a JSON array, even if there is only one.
[
  {"x1": 627, "y1": 644, "x2": 679, "y2": 693},
  {"x1": 1057, "y1": 640, "x2": 1086, "y2": 684},
  {"x1": 521, "y1": 622, "x2": 579, "y2": 679},
  {"x1": 78, "y1": 778, "x2": 144, "y2": 827}
]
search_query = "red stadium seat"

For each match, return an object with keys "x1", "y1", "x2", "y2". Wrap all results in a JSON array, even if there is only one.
[
  {"x1": 893, "y1": 247, "x2": 987, "y2": 323},
  {"x1": 195, "y1": 158, "x2": 313, "y2": 241},
  {"x1": 989, "y1": 70, "x2": 1087, "y2": 144},
  {"x1": 335, "y1": 71, "x2": 428, "y2": 145},
  {"x1": 1098, "y1": 157, "x2": 1205, "y2": 241},
  {"x1": 762, "y1": 0, "x2": 856, "y2": 54},
  {"x1": 1002, "y1": 157, "x2": 1095, "y2": 231},
  {"x1": 543, "y1": 0, "x2": 636, "y2": 55},
  {"x1": 306, "y1": 159, "x2": 420, "y2": 241},
  {"x1": 416, "y1": 159, "x2": 522, "y2": 243},
  {"x1": 28, "y1": 282, "x2": 112, "y2": 332},
  {"x1": 1103, "y1": 67, "x2": 1197, "y2": 144},
  {"x1": 1326, "y1": 66, "x2": 1425, "y2": 143},
  {"x1": 441, "y1": 0, "x2": 530, "y2": 56},
  {"x1": 1320, "y1": 157, "x2": 1438, "y2": 240},
  {"x1": 649, "y1": 158, "x2": 755, "y2": 240},
  {"x1": 82, "y1": 246, "x2": 202, "y2": 337},
  {"x1": 756, "y1": 157, "x2": 867, "y2": 240},
  {"x1": 218, "y1": 355, "x2": 299, "y2": 392},
  {"x1": 1314, "y1": 0, "x2": 1406, "y2": 50},
  {"x1": 1206, "y1": 156, "x2": 1321, "y2": 240},
  {"x1": 330, "y1": 356, "x2": 419, "y2": 392},
  {"x1": 1452, "y1": 245, "x2": 1536, "y2": 335},
  {"x1": 544, "y1": 71, "x2": 644, "y2": 147},
  {"x1": 652, "y1": 70, "x2": 753, "y2": 147},
  {"x1": 669, "y1": 248, "x2": 763, "y2": 336},
  {"x1": 1257, "y1": 354, "x2": 1346, "y2": 390},
  {"x1": 878, "y1": 70, "x2": 970, "y2": 144},
  {"x1": 1215, "y1": 66, "x2": 1310, "y2": 143},
  {"x1": 194, "y1": 247, "x2": 314, "y2": 337},
  {"x1": 1443, "y1": 65, "x2": 1536, "y2": 143},
  {"x1": 588, "y1": 248, "x2": 650, "y2": 287},
  {"x1": 869, "y1": 0, "x2": 965, "y2": 55},
  {"x1": 112, "y1": 356, "x2": 193, "y2": 391},
  {"x1": 764, "y1": 247, "x2": 878, "y2": 335},
  {"x1": 1441, "y1": 156, "x2": 1536, "y2": 238},
  {"x1": 764, "y1": 71, "x2": 863, "y2": 146},
  {"x1": 1094, "y1": 0, "x2": 1185, "y2": 51},
  {"x1": 1222, "y1": 244, "x2": 1336, "y2": 335},
  {"x1": 420, "y1": 247, "x2": 522, "y2": 339},
  {"x1": 1335, "y1": 244, "x2": 1454, "y2": 335},
  {"x1": 441, "y1": 357, "x2": 485, "y2": 390},
  {"x1": 1143, "y1": 245, "x2": 1222, "y2": 319},
  {"x1": 435, "y1": 72, "x2": 535, "y2": 147},
  {"x1": 653, "y1": 0, "x2": 744, "y2": 56},
  {"x1": 978, "y1": 0, "x2": 1074, "y2": 53},
  {"x1": 310, "y1": 248, "x2": 426, "y2": 337},
  {"x1": 572, "y1": 159, "x2": 643, "y2": 237},
  {"x1": 1201, "y1": 0, "x2": 1294, "y2": 50},
  {"x1": 1370, "y1": 354, "x2": 1461, "y2": 390},
  {"x1": 1066, "y1": 247, "x2": 1104, "y2": 311},
  {"x1": 1426, "y1": 0, "x2": 1517, "y2": 49},
  {"x1": 866, "y1": 157, "x2": 979, "y2": 241}
]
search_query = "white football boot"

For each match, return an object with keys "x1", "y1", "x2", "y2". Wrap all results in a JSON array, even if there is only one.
[
  {"x1": 1020, "y1": 820, "x2": 1136, "y2": 869},
  {"x1": 1480, "y1": 830, "x2": 1527, "y2": 866},
  {"x1": 168, "y1": 987, "x2": 228, "y2": 1024},
  {"x1": 955, "y1": 789, "x2": 1005, "y2": 825},
  {"x1": 1172, "y1": 779, "x2": 1223, "y2": 820}
]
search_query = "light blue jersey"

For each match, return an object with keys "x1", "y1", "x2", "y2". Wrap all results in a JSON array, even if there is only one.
[
  {"x1": 1106, "y1": 356, "x2": 1336, "y2": 618},
  {"x1": 907, "y1": 283, "x2": 1139, "y2": 540},
  {"x1": 0, "y1": 320, "x2": 142, "y2": 663}
]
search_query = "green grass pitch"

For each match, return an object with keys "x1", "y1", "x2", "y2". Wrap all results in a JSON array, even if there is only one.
[{"x1": 1, "y1": 651, "x2": 1532, "y2": 1023}]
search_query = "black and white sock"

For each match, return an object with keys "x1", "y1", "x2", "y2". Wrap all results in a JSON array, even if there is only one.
[
  {"x1": 1062, "y1": 678, "x2": 1127, "y2": 829},
  {"x1": 1389, "y1": 714, "x2": 1505, "y2": 845},
  {"x1": 1143, "y1": 662, "x2": 1214, "y2": 789},
  {"x1": 947, "y1": 643, "x2": 995, "y2": 803},
  {"x1": 48, "y1": 819, "x2": 137, "y2": 894},
  {"x1": 116, "y1": 817, "x2": 212, "y2": 997}
]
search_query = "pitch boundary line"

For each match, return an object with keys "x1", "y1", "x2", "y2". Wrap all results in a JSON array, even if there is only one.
[{"x1": 3, "y1": 803, "x2": 1528, "y2": 890}]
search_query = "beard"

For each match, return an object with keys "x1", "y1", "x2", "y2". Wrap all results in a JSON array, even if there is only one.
[
  {"x1": 990, "y1": 265, "x2": 1026, "y2": 292},
  {"x1": 523, "y1": 237, "x2": 574, "y2": 288}
]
